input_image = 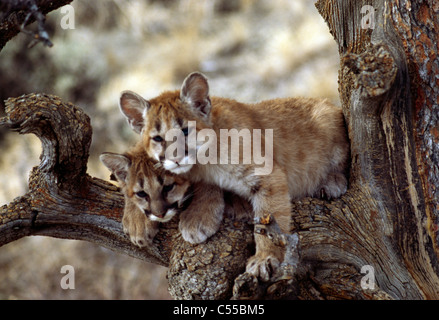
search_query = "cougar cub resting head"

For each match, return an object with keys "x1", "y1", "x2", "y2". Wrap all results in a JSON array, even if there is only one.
[
  {"x1": 101, "y1": 142, "x2": 226, "y2": 246},
  {"x1": 117, "y1": 72, "x2": 349, "y2": 281},
  {"x1": 100, "y1": 143, "x2": 194, "y2": 247}
]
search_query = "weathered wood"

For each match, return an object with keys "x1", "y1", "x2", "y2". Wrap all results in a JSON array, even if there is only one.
[
  {"x1": 1, "y1": 0, "x2": 439, "y2": 300},
  {"x1": 0, "y1": 93, "x2": 170, "y2": 267},
  {"x1": 0, "y1": 93, "x2": 256, "y2": 299},
  {"x1": 313, "y1": 0, "x2": 439, "y2": 299},
  {"x1": 0, "y1": 0, "x2": 73, "y2": 50},
  {"x1": 390, "y1": 0, "x2": 439, "y2": 261}
]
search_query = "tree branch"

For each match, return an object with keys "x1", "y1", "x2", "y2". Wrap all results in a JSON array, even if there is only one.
[
  {"x1": 315, "y1": 0, "x2": 439, "y2": 299},
  {"x1": 2, "y1": 0, "x2": 439, "y2": 300},
  {"x1": 0, "y1": 0, "x2": 73, "y2": 50},
  {"x1": 0, "y1": 93, "x2": 258, "y2": 299},
  {"x1": 0, "y1": 93, "x2": 173, "y2": 266},
  {"x1": 0, "y1": 92, "x2": 395, "y2": 300}
]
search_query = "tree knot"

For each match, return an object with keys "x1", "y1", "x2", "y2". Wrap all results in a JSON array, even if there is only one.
[{"x1": 342, "y1": 44, "x2": 397, "y2": 98}]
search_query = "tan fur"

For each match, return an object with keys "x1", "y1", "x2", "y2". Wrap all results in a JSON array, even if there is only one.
[
  {"x1": 119, "y1": 72, "x2": 349, "y2": 280},
  {"x1": 100, "y1": 142, "x2": 225, "y2": 246}
]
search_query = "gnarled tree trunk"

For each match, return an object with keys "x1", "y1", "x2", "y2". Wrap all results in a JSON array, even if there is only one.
[{"x1": 1, "y1": 0, "x2": 438, "y2": 299}]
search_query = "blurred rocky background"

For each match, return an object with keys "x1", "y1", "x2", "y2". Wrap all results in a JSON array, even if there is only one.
[{"x1": 0, "y1": 0, "x2": 339, "y2": 299}]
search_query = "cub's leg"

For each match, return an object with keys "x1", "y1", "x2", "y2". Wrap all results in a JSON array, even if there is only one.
[
  {"x1": 122, "y1": 198, "x2": 159, "y2": 247},
  {"x1": 246, "y1": 165, "x2": 291, "y2": 281},
  {"x1": 317, "y1": 141, "x2": 349, "y2": 200},
  {"x1": 179, "y1": 183, "x2": 225, "y2": 244},
  {"x1": 317, "y1": 171, "x2": 348, "y2": 200}
]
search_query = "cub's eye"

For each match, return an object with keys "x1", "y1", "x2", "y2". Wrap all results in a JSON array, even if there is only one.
[
  {"x1": 163, "y1": 183, "x2": 175, "y2": 193},
  {"x1": 136, "y1": 191, "x2": 149, "y2": 199},
  {"x1": 152, "y1": 135, "x2": 163, "y2": 142},
  {"x1": 182, "y1": 127, "x2": 189, "y2": 136}
]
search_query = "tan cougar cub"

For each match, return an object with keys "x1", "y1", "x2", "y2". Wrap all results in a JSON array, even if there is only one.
[
  {"x1": 100, "y1": 143, "x2": 225, "y2": 246},
  {"x1": 119, "y1": 72, "x2": 349, "y2": 280}
]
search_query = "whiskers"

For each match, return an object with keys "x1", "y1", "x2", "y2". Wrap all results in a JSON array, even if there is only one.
[{"x1": 153, "y1": 161, "x2": 163, "y2": 169}]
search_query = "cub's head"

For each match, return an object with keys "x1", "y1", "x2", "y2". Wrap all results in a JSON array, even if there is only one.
[
  {"x1": 118, "y1": 72, "x2": 212, "y2": 174},
  {"x1": 100, "y1": 146, "x2": 193, "y2": 223}
]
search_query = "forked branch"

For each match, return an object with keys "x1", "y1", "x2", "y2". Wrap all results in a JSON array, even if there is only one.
[
  {"x1": 0, "y1": 93, "x2": 255, "y2": 299},
  {"x1": 0, "y1": 93, "x2": 393, "y2": 299}
]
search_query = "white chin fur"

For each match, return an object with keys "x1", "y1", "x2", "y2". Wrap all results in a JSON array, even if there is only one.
[
  {"x1": 149, "y1": 209, "x2": 177, "y2": 222},
  {"x1": 162, "y1": 159, "x2": 178, "y2": 170},
  {"x1": 171, "y1": 165, "x2": 192, "y2": 174},
  {"x1": 163, "y1": 159, "x2": 193, "y2": 174}
]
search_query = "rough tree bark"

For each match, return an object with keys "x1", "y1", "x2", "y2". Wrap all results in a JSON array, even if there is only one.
[
  {"x1": 1, "y1": 0, "x2": 438, "y2": 300},
  {"x1": 0, "y1": 0, "x2": 73, "y2": 50}
]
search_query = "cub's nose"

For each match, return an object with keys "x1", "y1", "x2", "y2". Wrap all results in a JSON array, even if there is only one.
[
  {"x1": 153, "y1": 212, "x2": 165, "y2": 219},
  {"x1": 151, "y1": 207, "x2": 167, "y2": 219}
]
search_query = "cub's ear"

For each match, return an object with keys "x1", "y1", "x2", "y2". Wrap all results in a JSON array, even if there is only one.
[
  {"x1": 100, "y1": 152, "x2": 131, "y2": 183},
  {"x1": 119, "y1": 90, "x2": 150, "y2": 134},
  {"x1": 180, "y1": 72, "x2": 211, "y2": 120}
]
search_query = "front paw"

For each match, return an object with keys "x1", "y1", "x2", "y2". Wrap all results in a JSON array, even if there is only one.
[
  {"x1": 319, "y1": 172, "x2": 348, "y2": 200},
  {"x1": 245, "y1": 254, "x2": 280, "y2": 282},
  {"x1": 122, "y1": 209, "x2": 159, "y2": 247},
  {"x1": 245, "y1": 234, "x2": 284, "y2": 281},
  {"x1": 179, "y1": 208, "x2": 223, "y2": 244}
]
